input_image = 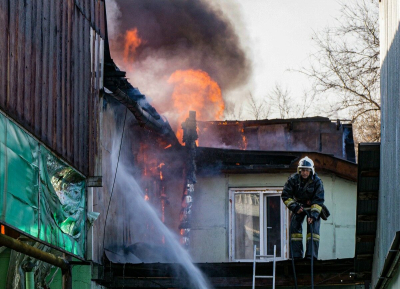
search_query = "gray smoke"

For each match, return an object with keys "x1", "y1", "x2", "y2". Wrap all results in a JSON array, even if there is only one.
[{"x1": 108, "y1": 0, "x2": 251, "y2": 94}]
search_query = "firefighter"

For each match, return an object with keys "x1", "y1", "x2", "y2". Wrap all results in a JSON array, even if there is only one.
[{"x1": 281, "y1": 156, "x2": 324, "y2": 260}]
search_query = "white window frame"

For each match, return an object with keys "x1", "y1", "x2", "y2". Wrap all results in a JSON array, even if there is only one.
[{"x1": 229, "y1": 187, "x2": 289, "y2": 262}]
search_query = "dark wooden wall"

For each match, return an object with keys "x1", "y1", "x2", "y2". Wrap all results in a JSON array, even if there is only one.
[{"x1": 0, "y1": 0, "x2": 105, "y2": 176}]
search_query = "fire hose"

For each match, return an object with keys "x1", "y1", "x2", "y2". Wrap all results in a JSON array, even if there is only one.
[
  {"x1": 289, "y1": 214, "x2": 298, "y2": 289},
  {"x1": 290, "y1": 209, "x2": 315, "y2": 289},
  {"x1": 305, "y1": 209, "x2": 314, "y2": 289}
]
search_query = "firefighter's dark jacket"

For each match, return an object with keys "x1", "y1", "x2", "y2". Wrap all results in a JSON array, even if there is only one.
[{"x1": 282, "y1": 173, "x2": 325, "y2": 220}]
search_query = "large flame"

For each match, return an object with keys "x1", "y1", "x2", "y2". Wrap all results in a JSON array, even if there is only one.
[
  {"x1": 123, "y1": 28, "x2": 143, "y2": 64},
  {"x1": 120, "y1": 30, "x2": 226, "y2": 145},
  {"x1": 168, "y1": 69, "x2": 225, "y2": 143}
]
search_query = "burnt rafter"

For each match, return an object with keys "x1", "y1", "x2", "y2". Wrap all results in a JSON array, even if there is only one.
[
  {"x1": 102, "y1": 57, "x2": 184, "y2": 157},
  {"x1": 104, "y1": 67, "x2": 180, "y2": 147}
]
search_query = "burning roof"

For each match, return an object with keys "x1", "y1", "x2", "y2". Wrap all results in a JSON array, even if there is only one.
[
  {"x1": 103, "y1": 58, "x2": 180, "y2": 149},
  {"x1": 106, "y1": 0, "x2": 251, "y2": 144},
  {"x1": 197, "y1": 117, "x2": 356, "y2": 162}
]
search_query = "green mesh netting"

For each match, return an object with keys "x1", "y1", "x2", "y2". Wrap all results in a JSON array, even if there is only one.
[
  {"x1": 39, "y1": 147, "x2": 86, "y2": 257},
  {"x1": 0, "y1": 112, "x2": 86, "y2": 257},
  {"x1": 0, "y1": 113, "x2": 39, "y2": 237}
]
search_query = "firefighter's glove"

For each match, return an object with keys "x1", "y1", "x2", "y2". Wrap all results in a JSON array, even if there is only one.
[
  {"x1": 294, "y1": 205, "x2": 303, "y2": 214},
  {"x1": 307, "y1": 216, "x2": 315, "y2": 224}
]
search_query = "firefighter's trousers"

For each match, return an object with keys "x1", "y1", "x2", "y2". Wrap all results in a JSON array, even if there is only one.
[{"x1": 289, "y1": 212, "x2": 320, "y2": 259}]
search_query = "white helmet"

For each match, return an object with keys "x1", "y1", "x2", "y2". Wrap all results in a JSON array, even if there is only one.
[{"x1": 297, "y1": 156, "x2": 315, "y2": 175}]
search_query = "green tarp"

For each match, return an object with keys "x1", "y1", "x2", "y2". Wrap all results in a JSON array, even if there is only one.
[{"x1": 0, "y1": 112, "x2": 86, "y2": 257}]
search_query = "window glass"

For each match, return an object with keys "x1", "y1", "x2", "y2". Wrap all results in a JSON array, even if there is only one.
[
  {"x1": 265, "y1": 195, "x2": 281, "y2": 257},
  {"x1": 234, "y1": 193, "x2": 260, "y2": 259},
  {"x1": 231, "y1": 189, "x2": 285, "y2": 261}
]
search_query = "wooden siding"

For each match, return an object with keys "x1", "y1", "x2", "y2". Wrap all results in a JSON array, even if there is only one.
[
  {"x1": 372, "y1": 0, "x2": 400, "y2": 287},
  {"x1": 0, "y1": 0, "x2": 105, "y2": 176}
]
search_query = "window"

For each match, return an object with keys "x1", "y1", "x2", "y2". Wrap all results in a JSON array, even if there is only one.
[{"x1": 229, "y1": 188, "x2": 288, "y2": 261}]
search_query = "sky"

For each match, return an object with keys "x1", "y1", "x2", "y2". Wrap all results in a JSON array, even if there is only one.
[
  {"x1": 213, "y1": 0, "x2": 345, "y2": 119},
  {"x1": 106, "y1": 0, "x2": 347, "y2": 122},
  {"x1": 226, "y1": 0, "x2": 343, "y2": 100}
]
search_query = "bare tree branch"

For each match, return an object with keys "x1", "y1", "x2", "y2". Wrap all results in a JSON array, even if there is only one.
[
  {"x1": 267, "y1": 84, "x2": 292, "y2": 119},
  {"x1": 224, "y1": 101, "x2": 244, "y2": 120},
  {"x1": 247, "y1": 93, "x2": 269, "y2": 120},
  {"x1": 297, "y1": 0, "x2": 380, "y2": 143}
]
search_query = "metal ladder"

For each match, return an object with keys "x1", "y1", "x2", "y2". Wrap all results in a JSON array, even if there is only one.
[{"x1": 252, "y1": 244, "x2": 276, "y2": 289}]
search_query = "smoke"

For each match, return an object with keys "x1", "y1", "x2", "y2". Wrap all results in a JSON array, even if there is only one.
[
  {"x1": 105, "y1": 0, "x2": 121, "y2": 39},
  {"x1": 106, "y1": 0, "x2": 251, "y2": 125}
]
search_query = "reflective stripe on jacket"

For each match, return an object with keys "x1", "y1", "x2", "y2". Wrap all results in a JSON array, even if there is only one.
[{"x1": 281, "y1": 173, "x2": 325, "y2": 219}]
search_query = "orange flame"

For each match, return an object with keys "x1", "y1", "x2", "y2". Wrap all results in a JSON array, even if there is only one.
[
  {"x1": 123, "y1": 28, "x2": 143, "y2": 63},
  {"x1": 168, "y1": 69, "x2": 225, "y2": 143},
  {"x1": 241, "y1": 129, "x2": 248, "y2": 150},
  {"x1": 159, "y1": 163, "x2": 165, "y2": 180},
  {"x1": 242, "y1": 134, "x2": 248, "y2": 150},
  {"x1": 1, "y1": 225, "x2": 4, "y2": 234}
]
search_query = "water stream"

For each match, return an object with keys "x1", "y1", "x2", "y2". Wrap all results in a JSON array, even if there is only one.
[{"x1": 105, "y1": 110, "x2": 212, "y2": 289}]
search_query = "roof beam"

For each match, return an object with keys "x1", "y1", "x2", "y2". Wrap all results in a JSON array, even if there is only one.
[
  {"x1": 100, "y1": 274, "x2": 360, "y2": 288},
  {"x1": 356, "y1": 235, "x2": 376, "y2": 242},
  {"x1": 357, "y1": 215, "x2": 378, "y2": 222}
]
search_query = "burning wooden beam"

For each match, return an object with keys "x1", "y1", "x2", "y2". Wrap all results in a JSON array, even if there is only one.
[{"x1": 179, "y1": 111, "x2": 198, "y2": 249}]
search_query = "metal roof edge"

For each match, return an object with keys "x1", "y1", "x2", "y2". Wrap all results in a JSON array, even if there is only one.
[{"x1": 374, "y1": 231, "x2": 400, "y2": 289}]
